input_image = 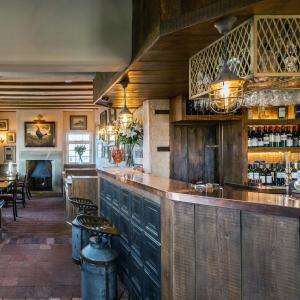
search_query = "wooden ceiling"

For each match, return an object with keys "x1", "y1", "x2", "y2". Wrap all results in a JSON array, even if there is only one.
[
  {"x1": 94, "y1": 0, "x2": 300, "y2": 109},
  {"x1": 0, "y1": 80, "x2": 95, "y2": 110}
]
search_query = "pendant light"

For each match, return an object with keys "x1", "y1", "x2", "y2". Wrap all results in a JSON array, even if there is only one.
[
  {"x1": 104, "y1": 105, "x2": 116, "y2": 144},
  {"x1": 208, "y1": 16, "x2": 245, "y2": 114},
  {"x1": 118, "y1": 76, "x2": 133, "y2": 128}
]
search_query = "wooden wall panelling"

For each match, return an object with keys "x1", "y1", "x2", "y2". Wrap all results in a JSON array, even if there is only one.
[
  {"x1": 195, "y1": 205, "x2": 241, "y2": 300},
  {"x1": 170, "y1": 124, "x2": 218, "y2": 183},
  {"x1": 171, "y1": 125, "x2": 188, "y2": 181},
  {"x1": 172, "y1": 201, "x2": 195, "y2": 300},
  {"x1": 242, "y1": 212, "x2": 300, "y2": 300},
  {"x1": 222, "y1": 112, "x2": 248, "y2": 185}
]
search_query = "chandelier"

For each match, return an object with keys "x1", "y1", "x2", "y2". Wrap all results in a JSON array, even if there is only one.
[
  {"x1": 118, "y1": 76, "x2": 133, "y2": 128},
  {"x1": 208, "y1": 16, "x2": 245, "y2": 113}
]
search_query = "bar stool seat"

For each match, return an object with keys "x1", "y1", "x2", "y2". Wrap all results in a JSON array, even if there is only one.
[{"x1": 69, "y1": 197, "x2": 98, "y2": 215}]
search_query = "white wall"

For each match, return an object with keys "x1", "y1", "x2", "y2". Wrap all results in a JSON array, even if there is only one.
[
  {"x1": 143, "y1": 100, "x2": 170, "y2": 178},
  {"x1": 0, "y1": 0, "x2": 132, "y2": 72}
]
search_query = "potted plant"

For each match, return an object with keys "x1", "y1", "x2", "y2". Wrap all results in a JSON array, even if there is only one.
[{"x1": 74, "y1": 145, "x2": 87, "y2": 163}]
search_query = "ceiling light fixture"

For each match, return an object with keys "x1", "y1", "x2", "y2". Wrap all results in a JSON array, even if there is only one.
[
  {"x1": 208, "y1": 16, "x2": 245, "y2": 114},
  {"x1": 118, "y1": 76, "x2": 133, "y2": 128}
]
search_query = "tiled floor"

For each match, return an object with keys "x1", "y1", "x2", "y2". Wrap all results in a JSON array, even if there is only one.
[{"x1": 0, "y1": 195, "x2": 81, "y2": 299}]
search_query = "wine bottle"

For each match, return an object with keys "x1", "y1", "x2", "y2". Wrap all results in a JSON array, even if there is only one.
[
  {"x1": 253, "y1": 163, "x2": 260, "y2": 182},
  {"x1": 265, "y1": 164, "x2": 272, "y2": 185},
  {"x1": 263, "y1": 126, "x2": 270, "y2": 147},
  {"x1": 269, "y1": 126, "x2": 275, "y2": 147},
  {"x1": 287, "y1": 126, "x2": 293, "y2": 147},
  {"x1": 291, "y1": 162, "x2": 298, "y2": 181},
  {"x1": 251, "y1": 127, "x2": 258, "y2": 147},
  {"x1": 257, "y1": 127, "x2": 264, "y2": 147},
  {"x1": 274, "y1": 126, "x2": 281, "y2": 148},
  {"x1": 280, "y1": 126, "x2": 287, "y2": 147},
  {"x1": 259, "y1": 163, "x2": 266, "y2": 184},
  {"x1": 248, "y1": 127, "x2": 252, "y2": 147},
  {"x1": 292, "y1": 126, "x2": 298, "y2": 147},
  {"x1": 248, "y1": 164, "x2": 254, "y2": 181}
]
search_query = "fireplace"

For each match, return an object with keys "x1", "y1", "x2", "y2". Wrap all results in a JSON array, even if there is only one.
[{"x1": 26, "y1": 160, "x2": 52, "y2": 191}]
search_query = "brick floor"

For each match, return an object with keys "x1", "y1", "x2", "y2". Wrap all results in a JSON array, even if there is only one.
[{"x1": 0, "y1": 195, "x2": 81, "y2": 299}]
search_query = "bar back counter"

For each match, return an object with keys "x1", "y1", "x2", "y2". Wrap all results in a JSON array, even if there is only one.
[{"x1": 98, "y1": 168, "x2": 300, "y2": 300}]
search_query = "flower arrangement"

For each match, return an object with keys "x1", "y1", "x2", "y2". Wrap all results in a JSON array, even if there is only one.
[
  {"x1": 74, "y1": 145, "x2": 87, "y2": 163},
  {"x1": 115, "y1": 120, "x2": 143, "y2": 166},
  {"x1": 117, "y1": 120, "x2": 143, "y2": 146}
]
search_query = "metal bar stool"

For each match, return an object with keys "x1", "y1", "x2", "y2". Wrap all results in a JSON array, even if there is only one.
[{"x1": 69, "y1": 197, "x2": 98, "y2": 263}]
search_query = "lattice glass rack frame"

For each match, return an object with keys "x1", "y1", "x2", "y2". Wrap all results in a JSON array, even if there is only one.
[{"x1": 189, "y1": 15, "x2": 300, "y2": 99}]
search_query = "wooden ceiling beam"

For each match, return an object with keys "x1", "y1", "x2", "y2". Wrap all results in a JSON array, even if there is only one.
[
  {"x1": 0, "y1": 90, "x2": 93, "y2": 95},
  {"x1": 0, "y1": 95, "x2": 92, "y2": 100}
]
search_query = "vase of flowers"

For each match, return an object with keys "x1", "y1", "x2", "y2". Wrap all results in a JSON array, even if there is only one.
[
  {"x1": 74, "y1": 145, "x2": 87, "y2": 163},
  {"x1": 117, "y1": 120, "x2": 143, "y2": 167}
]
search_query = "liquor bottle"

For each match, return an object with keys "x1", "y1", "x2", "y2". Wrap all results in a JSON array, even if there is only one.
[
  {"x1": 257, "y1": 127, "x2": 264, "y2": 147},
  {"x1": 269, "y1": 126, "x2": 275, "y2": 147},
  {"x1": 265, "y1": 164, "x2": 273, "y2": 185},
  {"x1": 292, "y1": 126, "x2": 298, "y2": 147},
  {"x1": 248, "y1": 127, "x2": 252, "y2": 147},
  {"x1": 263, "y1": 126, "x2": 270, "y2": 147},
  {"x1": 286, "y1": 126, "x2": 293, "y2": 147},
  {"x1": 251, "y1": 127, "x2": 258, "y2": 147},
  {"x1": 291, "y1": 162, "x2": 298, "y2": 181},
  {"x1": 280, "y1": 126, "x2": 287, "y2": 147},
  {"x1": 274, "y1": 126, "x2": 281, "y2": 148},
  {"x1": 259, "y1": 163, "x2": 266, "y2": 184},
  {"x1": 248, "y1": 164, "x2": 254, "y2": 181}
]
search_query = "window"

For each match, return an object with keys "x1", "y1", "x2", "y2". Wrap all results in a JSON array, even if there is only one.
[{"x1": 66, "y1": 132, "x2": 93, "y2": 163}]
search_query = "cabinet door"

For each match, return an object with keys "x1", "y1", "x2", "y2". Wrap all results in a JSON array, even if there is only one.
[
  {"x1": 144, "y1": 199, "x2": 160, "y2": 242},
  {"x1": 131, "y1": 194, "x2": 143, "y2": 226},
  {"x1": 144, "y1": 233, "x2": 161, "y2": 283},
  {"x1": 120, "y1": 189, "x2": 131, "y2": 217}
]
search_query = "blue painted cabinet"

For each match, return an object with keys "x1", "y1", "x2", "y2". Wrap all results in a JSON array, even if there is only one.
[{"x1": 100, "y1": 178, "x2": 161, "y2": 299}]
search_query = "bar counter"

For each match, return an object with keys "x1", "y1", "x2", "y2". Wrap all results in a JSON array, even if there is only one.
[
  {"x1": 98, "y1": 167, "x2": 300, "y2": 300},
  {"x1": 98, "y1": 167, "x2": 300, "y2": 218}
]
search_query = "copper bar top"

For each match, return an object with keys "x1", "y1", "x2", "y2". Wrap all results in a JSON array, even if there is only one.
[{"x1": 98, "y1": 168, "x2": 300, "y2": 218}]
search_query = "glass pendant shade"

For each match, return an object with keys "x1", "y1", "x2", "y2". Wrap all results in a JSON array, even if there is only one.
[
  {"x1": 208, "y1": 63, "x2": 245, "y2": 113},
  {"x1": 118, "y1": 79, "x2": 133, "y2": 128}
]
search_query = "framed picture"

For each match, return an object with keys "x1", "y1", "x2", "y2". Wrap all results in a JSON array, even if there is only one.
[
  {"x1": 25, "y1": 121, "x2": 55, "y2": 147},
  {"x1": 99, "y1": 111, "x2": 107, "y2": 128},
  {"x1": 70, "y1": 115, "x2": 87, "y2": 130},
  {"x1": 6, "y1": 132, "x2": 16, "y2": 143},
  {"x1": 278, "y1": 106, "x2": 287, "y2": 119},
  {"x1": 4, "y1": 146, "x2": 16, "y2": 163},
  {"x1": 0, "y1": 119, "x2": 8, "y2": 131}
]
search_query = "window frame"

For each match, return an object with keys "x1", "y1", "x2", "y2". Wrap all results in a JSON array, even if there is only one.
[{"x1": 65, "y1": 131, "x2": 94, "y2": 164}]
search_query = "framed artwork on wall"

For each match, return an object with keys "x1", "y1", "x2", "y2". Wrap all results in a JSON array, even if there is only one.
[
  {"x1": 6, "y1": 132, "x2": 16, "y2": 143},
  {"x1": 4, "y1": 146, "x2": 16, "y2": 163},
  {"x1": 70, "y1": 115, "x2": 87, "y2": 130},
  {"x1": 0, "y1": 119, "x2": 8, "y2": 131},
  {"x1": 25, "y1": 122, "x2": 55, "y2": 147}
]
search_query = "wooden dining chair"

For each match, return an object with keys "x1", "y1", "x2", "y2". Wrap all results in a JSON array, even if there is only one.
[
  {"x1": 17, "y1": 175, "x2": 27, "y2": 207},
  {"x1": 0, "y1": 176, "x2": 18, "y2": 221}
]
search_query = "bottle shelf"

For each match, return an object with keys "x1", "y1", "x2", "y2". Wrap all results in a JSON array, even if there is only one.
[
  {"x1": 248, "y1": 147, "x2": 300, "y2": 153},
  {"x1": 248, "y1": 119, "x2": 300, "y2": 126}
]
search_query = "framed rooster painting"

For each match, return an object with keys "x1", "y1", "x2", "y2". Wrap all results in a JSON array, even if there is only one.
[{"x1": 24, "y1": 121, "x2": 55, "y2": 147}]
